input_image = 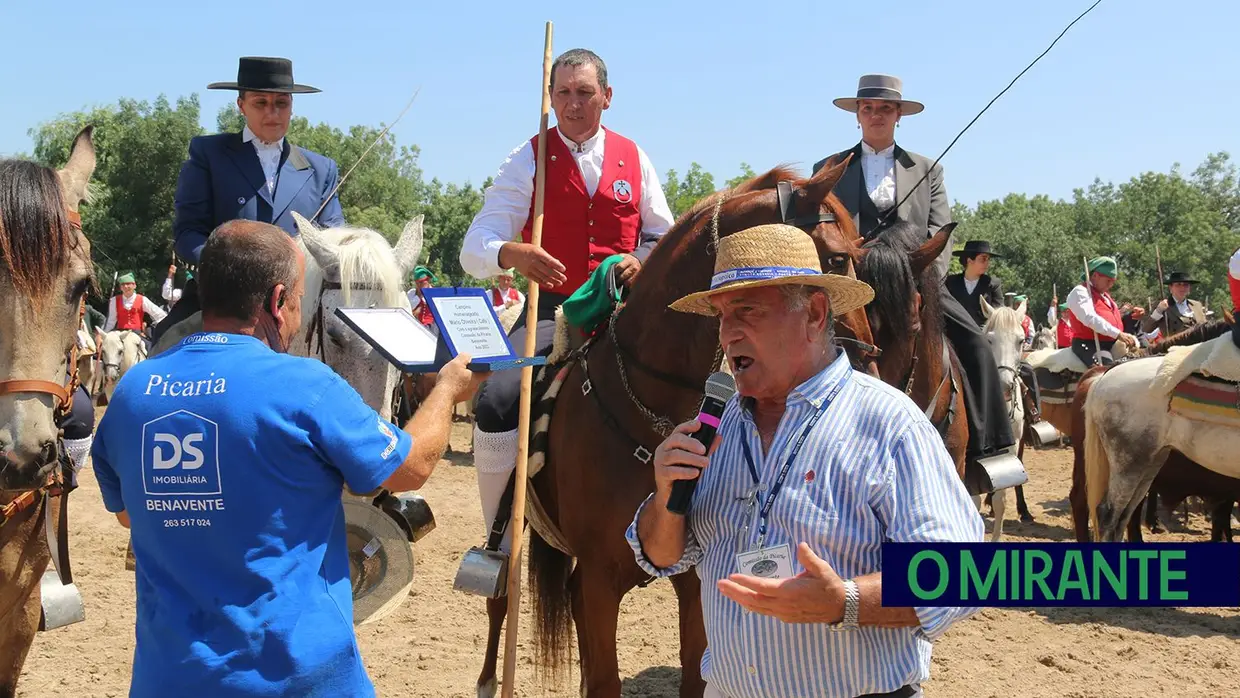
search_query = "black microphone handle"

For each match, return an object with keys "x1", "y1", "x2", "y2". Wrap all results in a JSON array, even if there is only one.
[{"x1": 665, "y1": 398, "x2": 727, "y2": 515}]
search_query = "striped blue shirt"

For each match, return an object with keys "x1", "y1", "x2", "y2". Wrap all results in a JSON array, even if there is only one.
[{"x1": 626, "y1": 352, "x2": 983, "y2": 698}]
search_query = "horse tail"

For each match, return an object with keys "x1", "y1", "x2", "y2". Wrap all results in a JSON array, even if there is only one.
[
  {"x1": 528, "y1": 529, "x2": 574, "y2": 680},
  {"x1": 1082, "y1": 383, "x2": 1111, "y2": 539}
]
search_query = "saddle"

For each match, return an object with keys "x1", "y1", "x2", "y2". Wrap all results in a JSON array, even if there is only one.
[
  {"x1": 1026, "y1": 347, "x2": 1086, "y2": 405},
  {"x1": 1153, "y1": 329, "x2": 1240, "y2": 402}
]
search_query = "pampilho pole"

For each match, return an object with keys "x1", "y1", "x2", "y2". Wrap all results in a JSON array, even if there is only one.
[
  {"x1": 1155, "y1": 243, "x2": 1170, "y2": 337},
  {"x1": 499, "y1": 20, "x2": 553, "y2": 698}
]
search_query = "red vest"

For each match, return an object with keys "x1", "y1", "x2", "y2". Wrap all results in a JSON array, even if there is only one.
[
  {"x1": 521, "y1": 128, "x2": 643, "y2": 294},
  {"x1": 115, "y1": 294, "x2": 145, "y2": 331},
  {"x1": 1068, "y1": 287, "x2": 1123, "y2": 341},
  {"x1": 1056, "y1": 318, "x2": 1072, "y2": 348},
  {"x1": 491, "y1": 287, "x2": 520, "y2": 307}
]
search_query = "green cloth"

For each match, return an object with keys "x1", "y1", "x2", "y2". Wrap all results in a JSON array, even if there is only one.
[
  {"x1": 1013, "y1": 294, "x2": 1027, "y2": 302},
  {"x1": 1058, "y1": 302, "x2": 1069, "y2": 311},
  {"x1": 562, "y1": 255, "x2": 625, "y2": 330},
  {"x1": 413, "y1": 265, "x2": 436, "y2": 282},
  {"x1": 1087, "y1": 256, "x2": 1117, "y2": 279},
  {"x1": 185, "y1": 271, "x2": 194, "y2": 281},
  {"x1": 117, "y1": 272, "x2": 135, "y2": 284}
]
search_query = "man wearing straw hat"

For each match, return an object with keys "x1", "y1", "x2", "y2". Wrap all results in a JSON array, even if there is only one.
[
  {"x1": 628, "y1": 223, "x2": 982, "y2": 698},
  {"x1": 1066, "y1": 256, "x2": 1138, "y2": 366},
  {"x1": 459, "y1": 48, "x2": 676, "y2": 555},
  {"x1": 153, "y1": 56, "x2": 345, "y2": 343}
]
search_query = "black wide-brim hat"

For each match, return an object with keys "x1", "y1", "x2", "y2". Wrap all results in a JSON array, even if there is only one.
[
  {"x1": 952, "y1": 240, "x2": 1002, "y2": 258},
  {"x1": 208, "y1": 57, "x2": 320, "y2": 94},
  {"x1": 1165, "y1": 271, "x2": 1198, "y2": 284}
]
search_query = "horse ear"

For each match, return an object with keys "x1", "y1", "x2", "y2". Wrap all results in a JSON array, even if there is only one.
[
  {"x1": 393, "y1": 214, "x2": 424, "y2": 275},
  {"x1": 292, "y1": 211, "x2": 339, "y2": 278},
  {"x1": 802, "y1": 153, "x2": 851, "y2": 205},
  {"x1": 909, "y1": 222, "x2": 956, "y2": 277},
  {"x1": 981, "y1": 296, "x2": 994, "y2": 319},
  {"x1": 58, "y1": 125, "x2": 96, "y2": 210}
]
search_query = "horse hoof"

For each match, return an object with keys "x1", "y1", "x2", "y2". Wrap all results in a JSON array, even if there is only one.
[
  {"x1": 1020, "y1": 514, "x2": 1035, "y2": 523},
  {"x1": 477, "y1": 678, "x2": 497, "y2": 698}
]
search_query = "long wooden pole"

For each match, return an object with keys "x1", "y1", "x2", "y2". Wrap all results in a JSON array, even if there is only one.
[
  {"x1": 1155, "y1": 243, "x2": 1170, "y2": 337},
  {"x1": 500, "y1": 21, "x2": 553, "y2": 698}
]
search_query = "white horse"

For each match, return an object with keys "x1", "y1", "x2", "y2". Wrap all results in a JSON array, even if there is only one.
[
  {"x1": 975, "y1": 297, "x2": 1027, "y2": 541},
  {"x1": 1084, "y1": 331, "x2": 1240, "y2": 541},
  {"x1": 1031, "y1": 325, "x2": 1057, "y2": 351},
  {"x1": 99, "y1": 329, "x2": 146, "y2": 401},
  {"x1": 291, "y1": 212, "x2": 423, "y2": 419}
]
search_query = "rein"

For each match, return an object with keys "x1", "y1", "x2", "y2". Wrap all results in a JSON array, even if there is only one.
[{"x1": 305, "y1": 278, "x2": 383, "y2": 362}]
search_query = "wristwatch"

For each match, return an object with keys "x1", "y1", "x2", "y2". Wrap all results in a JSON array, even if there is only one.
[{"x1": 832, "y1": 580, "x2": 860, "y2": 630}]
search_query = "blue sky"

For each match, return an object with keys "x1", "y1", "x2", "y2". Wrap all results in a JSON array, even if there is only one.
[{"x1": 2, "y1": 0, "x2": 1235, "y2": 207}]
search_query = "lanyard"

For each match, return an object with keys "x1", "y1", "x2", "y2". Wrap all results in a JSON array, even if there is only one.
[{"x1": 738, "y1": 371, "x2": 849, "y2": 550}]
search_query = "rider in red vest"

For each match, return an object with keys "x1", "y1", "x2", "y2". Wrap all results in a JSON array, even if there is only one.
[
  {"x1": 1054, "y1": 302, "x2": 1072, "y2": 348},
  {"x1": 489, "y1": 269, "x2": 524, "y2": 313},
  {"x1": 458, "y1": 49, "x2": 675, "y2": 557},
  {"x1": 1065, "y1": 256, "x2": 1137, "y2": 366},
  {"x1": 104, "y1": 272, "x2": 167, "y2": 335},
  {"x1": 1229, "y1": 247, "x2": 1240, "y2": 350}
]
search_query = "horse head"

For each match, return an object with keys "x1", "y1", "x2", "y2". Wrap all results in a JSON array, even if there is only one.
[
  {"x1": 982, "y1": 297, "x2": 1027, "y2": 421},
  {"x1": 0, "y1": 126, "x2": 95, "y2": 489},
  {"x1": 293, "y1": 211, "x2": 422, "y2": 420}
]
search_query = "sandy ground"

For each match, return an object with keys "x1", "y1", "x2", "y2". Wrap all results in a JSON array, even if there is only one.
[{"x1": 15, "y1": 416, "x2": 1240, "y2": 698}]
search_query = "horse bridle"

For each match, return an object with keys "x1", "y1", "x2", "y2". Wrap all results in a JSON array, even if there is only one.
[
  {"x1": 305, "y1": 278, "x2": 384, "y2": 362},
  {"x1": 1, "y1": 209, "x2": 83, "y2": 530}
]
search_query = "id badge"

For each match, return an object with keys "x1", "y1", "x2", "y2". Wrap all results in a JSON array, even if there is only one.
[{"x1": 735, "y1": 543, "x2": 794, "y2": 579}]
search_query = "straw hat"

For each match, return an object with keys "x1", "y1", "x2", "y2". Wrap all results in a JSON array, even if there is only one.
[{"x1": 669, "y1": 224, "x2": 874, "y2": 316}]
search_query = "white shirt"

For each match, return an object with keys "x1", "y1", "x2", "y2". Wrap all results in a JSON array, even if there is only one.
[
  {"x1": 1066, "y1": 284, "x2": 1122, "y2": 339},
  {"x1": 243, "y1": 125, "x2": 285, "y2": 197},
  {"x1": 1231, "y1": 248, "x2": 1240, "y2": 279},
  {"x1": 861, "y1": 141, "x2": 896, "y2": 211},
  {"x1": 103, "y1": 292, "x2": 167, "y2": 333},
  {"x1": 459, "y1": 127, "x2": 675, "y2": 280},
  {"x1": 963, "y1": 276, "x2": 979, "y2": 295},
  {"x1": 1151, "y1": 297, "x2": 1191, "y2": 320},
  {"x1": 161, "y1": 277, "x2": 182, "y2": 303}
]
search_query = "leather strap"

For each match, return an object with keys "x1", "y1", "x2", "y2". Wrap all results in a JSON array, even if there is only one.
[
  {"x1": 0, "y1": 379, "x2": 70, "y2": 406},
  {"x1": 777, "y1": 180, "x2": 837, "y2": 231},
  {"x1": 67, "y1": 209, "x2": 82, "y2": 230}
]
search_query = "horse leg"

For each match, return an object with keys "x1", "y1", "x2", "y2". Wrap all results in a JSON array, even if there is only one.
[
  {"x1": 670, "y1": 572, "x2": 707, "y2": 698},
  {"x1": 990, "y1": 488, "x2": 1007, "y2": 542},
  {"x1": 1209, "y1": 499, "x2": 1234, "y2": 543},
  {"x1": 1145, "y1": 491, "x2": 1163, "y2": 534},
  {"x1": 1015, "y1": 440, "x2": 1034, "y2": 522},
  {"x1": 1126, "y1": 504, "x2": 1144, "y2": 542},
  {"x1": 570, "y1": 562, "x2": 625, "y2": 698},
  {"x1": 475, "y1": 596, "x2": 507, "y2": 698}
]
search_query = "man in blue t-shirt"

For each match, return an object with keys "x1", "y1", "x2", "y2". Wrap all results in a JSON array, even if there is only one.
[{"x1": 92, "y1": 220, "x2": 485, "y2": 698}]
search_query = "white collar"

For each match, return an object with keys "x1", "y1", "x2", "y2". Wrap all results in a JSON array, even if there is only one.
[
  {"x1": 557, "y1": 126, "x2": 605, "y2": 154},
  {"x1": 243, "y1": 125, "x2": 285, "y2": 151},
  {"x1": 861, "y1": 141, "x2": 895, "y2": 158}
]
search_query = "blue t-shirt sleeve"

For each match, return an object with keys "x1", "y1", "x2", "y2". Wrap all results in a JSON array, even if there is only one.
[
  {"x1": 90, "y1": 419, "x2": 126, "y2": 514},
  {"x1": 309, "y1": 374, "x2": 413, "y2": 493}
]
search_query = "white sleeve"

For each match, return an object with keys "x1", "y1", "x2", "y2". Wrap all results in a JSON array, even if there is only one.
[
  {"x1": 1230, "y1": 248, "x2": 1240, "y2": 279},
  {"x1": 161, "y1": 277, "x2": 175, "y2": 301},
  {"x1": 1066, "y1": 285, "x2": 1122, "y2": 338},
  {"x1": 144, "y1": 296, "x2": 168, "y2": 324},
  {"x1": 103, "y1": 301, "x2": 116, "y2": 333},
  {"x1": 1046, "y1": 305, "x2": 1056, "y2": 325},
  {"x1": 459, "y1": 141, "x2": 535, "y2": 281},
  {"x1": 637, "y1": 145, "x2": 675, "y2": 240}
]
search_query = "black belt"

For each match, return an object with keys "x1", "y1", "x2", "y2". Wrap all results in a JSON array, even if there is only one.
[{"x1": 860, "y1": 685, "x2": 916, "y2": 698}]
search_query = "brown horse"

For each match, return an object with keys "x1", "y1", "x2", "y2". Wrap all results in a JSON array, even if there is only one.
[
  {"x1": 472, "y1": 161, "x2": 875, "y2": 698},
  {"x1": 811, "y1": 222, "x2": 970, "y2": 479},
  {"x1": 0, "y1": 128, "x2": 96, "y2": 697}
]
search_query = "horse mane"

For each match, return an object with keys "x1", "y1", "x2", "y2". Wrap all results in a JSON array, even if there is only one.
[
  {"x1": 860, "y1": 227, "x2": 943, "y2": 341},
  {"x1": 1147, "y1": 320, "x2": 1233, "y2": 354},
  {"x1": 984, "y1": 304, "x2": 1024, "y2": 338},
  {"x1": 315, "y1": 225, "x2": 409, "y2": 309},
  {"x1": 0, "y1": 159, "x2": 76, "y2": 300}
]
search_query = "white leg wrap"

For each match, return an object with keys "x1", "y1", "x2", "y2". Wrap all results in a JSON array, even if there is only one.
[
  {"x1": 474, "y1": 426, "x2": 518, "y2": 552},
  {"x1": 63, "y1": 436, "x2": 92, "y2": 473}
]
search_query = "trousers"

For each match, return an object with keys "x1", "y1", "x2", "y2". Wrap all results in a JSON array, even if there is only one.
[
  {"x1": 1070, "y1": 337, "x2": 1116, "y2": 368},
  {"x1": 471, "y1": 292, "x2": 568, "y2": 548},
  {"x1": 705, "y1": 682, "x2": 920, "y2": 698},
  {"x1": 940, "y1": 292, "x2": 1016, "y2": 456}
]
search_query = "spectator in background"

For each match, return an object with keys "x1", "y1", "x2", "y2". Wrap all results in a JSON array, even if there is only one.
[{"x1": 489, "y1": 269, "x2": 524, "y2": 314}]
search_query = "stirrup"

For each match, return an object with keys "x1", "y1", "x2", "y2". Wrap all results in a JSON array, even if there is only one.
[
  {"x1": 453, "y1": 546, "x2": 509, "y2": 598},
  {"x1": 964, "y1": 451, "x2": 1028, "y2": 495}
]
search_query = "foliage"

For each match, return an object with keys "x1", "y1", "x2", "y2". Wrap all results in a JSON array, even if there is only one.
[{"x1": 952, "y1": 152, "x2": 1240, "y2": 322}]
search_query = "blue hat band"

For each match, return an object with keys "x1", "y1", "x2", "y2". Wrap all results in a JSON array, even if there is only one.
[{"x1": 709, "y1": 266, "x2": 821, "y2": 290}]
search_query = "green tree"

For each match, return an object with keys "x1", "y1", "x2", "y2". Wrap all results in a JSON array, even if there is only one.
[
  {"x1": 31, "y1": 95, "x2": 204, "y2": 301},
  {"x1": 662, "y1": 162, "x2": 717, "y2": 218},
  {"x1": 725, "y1": 162, "x2": 757, "y2": 189}
]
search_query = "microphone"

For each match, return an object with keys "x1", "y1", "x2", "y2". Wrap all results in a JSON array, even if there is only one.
[{"x1": 666, "y1": 371, "x2": 737, "y2": 516}]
